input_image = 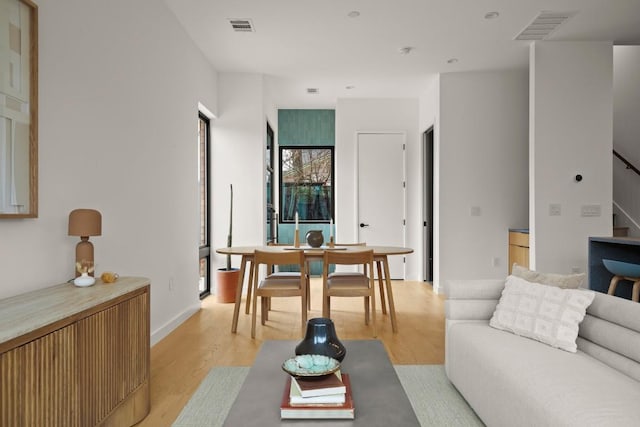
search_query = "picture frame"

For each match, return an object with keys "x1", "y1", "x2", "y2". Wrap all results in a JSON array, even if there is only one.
[{"x1": 0, "y1": 0, "x2": 38, "y2": 218}]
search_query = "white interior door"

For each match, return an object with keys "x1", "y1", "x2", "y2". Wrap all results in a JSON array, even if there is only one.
[{"x1": 357, "y1": 132, "x2": 406, "y2": 279}]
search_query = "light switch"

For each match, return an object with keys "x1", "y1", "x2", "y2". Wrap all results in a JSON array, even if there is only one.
[
  {"x1": 549, "y1": 204, "x2": 561, "y2": 216},
  {"x1": 581, "y1": 204, "x2": 601, "y2": 217}
]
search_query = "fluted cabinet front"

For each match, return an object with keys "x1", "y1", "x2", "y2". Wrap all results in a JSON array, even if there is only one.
[
  {"x1": 0, "y1": 278, "x2": 150, "y2": 427},
  {"x1": 77, "y1": 292, "x2": 150, "y2": 426},
  {"x1": 1, "y1": 326, "x2": 79, "y2": 427}
]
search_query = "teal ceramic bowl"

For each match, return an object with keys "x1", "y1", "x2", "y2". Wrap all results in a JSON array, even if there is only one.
[{"x1": 602, "y1": 259, "x2": 640, "y2": 278}]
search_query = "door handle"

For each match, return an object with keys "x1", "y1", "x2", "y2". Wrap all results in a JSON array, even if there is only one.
[{"x1": 360, "y1": 223, "x2": 369, "y2": 228}]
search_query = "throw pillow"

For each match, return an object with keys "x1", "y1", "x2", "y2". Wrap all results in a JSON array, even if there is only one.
[
  {"x1": 511, "y1": 263, "x2": 585, "y2": 289},
  {"x1": 490, "y1": 275, "x2": 595, "y2": 352}
]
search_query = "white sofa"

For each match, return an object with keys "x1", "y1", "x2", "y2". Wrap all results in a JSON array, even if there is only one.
[{"x1": 445, "y1": 279, "x2": 640, "y2": 427}]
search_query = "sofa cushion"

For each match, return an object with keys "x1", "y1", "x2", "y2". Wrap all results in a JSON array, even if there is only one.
[
  {"x1": 512, "y1": 263, "x2": 585, "y2": 289},
  {"x1": 447, "y1": 322, "x2": 640, "y2": 427},
  {"x1": 490, "y1": 275, "x2": 595, "y2": 352}
]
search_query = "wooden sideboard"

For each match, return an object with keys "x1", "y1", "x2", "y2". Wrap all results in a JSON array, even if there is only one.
[{"x1": 0, "y1": 277, "x2": 150, "y2": 427}]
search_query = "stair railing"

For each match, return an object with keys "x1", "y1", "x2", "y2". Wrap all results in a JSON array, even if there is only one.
[
  {"x1": 613, "y1": 149, "x2": 640, "y2": 177},
  {"x1": 613, "y1": 149, "x2": 640, "y2": 235}
]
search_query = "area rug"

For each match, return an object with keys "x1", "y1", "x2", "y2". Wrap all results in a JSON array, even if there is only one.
[{"x1": 172, "y1": 365, "x2": 484, "y2": 427}]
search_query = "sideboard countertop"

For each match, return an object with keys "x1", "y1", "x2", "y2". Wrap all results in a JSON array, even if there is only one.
[{"x1": 0, "y1": 276, "x2": 150, "y2": 345}]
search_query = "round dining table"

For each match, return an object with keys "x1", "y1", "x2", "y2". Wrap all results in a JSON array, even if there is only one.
[{"x1": 215, "y1": 245, "x2": 413, "y2": 334}]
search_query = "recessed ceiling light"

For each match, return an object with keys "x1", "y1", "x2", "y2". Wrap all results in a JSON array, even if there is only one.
[
  {"x1": 398, "y1": 46, "x2": 414, "y2": 55},
  {"x1": 447, "y1": 58, "x2": 458, "y2": 64},
  {"x1": 348, "y1": 11, "x2": 360, "y2": 18},
  {"x1": 484, "y1": 11, "x2": 500, "y2": 19}
]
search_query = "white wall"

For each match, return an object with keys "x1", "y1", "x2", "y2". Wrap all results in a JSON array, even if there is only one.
[
  {"x1": 335, "y1": 98, "x2": 421, "y2": 280},
  {"x1": 530, "y1": 41, "x2": 613, "y2": 273},
  {"x1": 0, "y1": 0, "x2": 218, "y2": 345},
  {"x1": 613, "y1": 46, "x2": 640, "y2": 236},
  {"x1": 437, "y1": 70, "x2": 529, "y2": 291},
  {"x1": 211, "y1": 73, "x2": 266, "y2": 289}
]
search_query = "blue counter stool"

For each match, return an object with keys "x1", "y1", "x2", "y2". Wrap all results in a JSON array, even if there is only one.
[{"x1": 603, "y1": 259, "x2": 640, "y2": 302}]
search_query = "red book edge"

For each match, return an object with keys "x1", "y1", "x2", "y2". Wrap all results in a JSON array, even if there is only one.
[
  {"x1": 293, "y1": 371, "x2": 344, "y2": 392},
  {"x1": 281, "y1": 373, "x2": 354, "y2": 411}
]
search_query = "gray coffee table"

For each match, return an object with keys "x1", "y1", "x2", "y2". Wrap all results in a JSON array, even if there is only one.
[{"x1": 223, "y1": 340, "x2": 420, "y2": 426}]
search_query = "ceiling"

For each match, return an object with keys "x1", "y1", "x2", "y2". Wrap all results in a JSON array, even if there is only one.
[{"x1": 164, "y1": 0, "x2": 640, "y2": 109}]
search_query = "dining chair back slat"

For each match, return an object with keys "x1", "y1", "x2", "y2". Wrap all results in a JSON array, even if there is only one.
[
  {"x1": 251, "y1": 249, "x2": 307, "y2": 338},
  {"x1": 322, "y1": 249, "x2": 376, "y2": 337}
]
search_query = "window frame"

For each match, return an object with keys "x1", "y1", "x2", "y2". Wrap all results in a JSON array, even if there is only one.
[
  {"x1": 278, "y1": 145, "x2": 335, "y2": 224},
  {"x1": 198, "y1": 112, "x2": 211, "y2": 299}
]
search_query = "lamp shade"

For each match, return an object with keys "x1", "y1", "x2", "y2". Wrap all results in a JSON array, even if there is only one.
[{"x1": 68, "y1": 209, "x2": 102, "y2": 237}]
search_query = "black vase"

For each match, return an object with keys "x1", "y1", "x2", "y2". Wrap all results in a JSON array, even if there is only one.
[
  {"x1": 295, "y1": 318, "x2": 346, "y2": 362},
  {"x1": 305, "y1": 230, "x2": 324, "y2": 248}
]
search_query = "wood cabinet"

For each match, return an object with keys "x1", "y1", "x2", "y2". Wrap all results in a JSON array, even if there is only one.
[
  {"x1": 0, "y1": 277, "x2": 150, "y2": 427},
  {"x1": 509, "y1": 230, "x2": 529, "y2": 273}
]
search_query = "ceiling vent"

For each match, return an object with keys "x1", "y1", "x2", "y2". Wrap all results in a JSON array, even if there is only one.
[
  {"x1": 229, "y1": 19, "x2": 254, "y2": 32},
  {"x1": 306, "y1": 88, "x2": 319, "y2": 94},
  {"x1": 514, "y1": 11, "x2": 576, "y2": 41}
]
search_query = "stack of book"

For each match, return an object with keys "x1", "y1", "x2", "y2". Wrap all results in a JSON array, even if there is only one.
[{"x1": 280, "y1": 371, "x2": 355, "y2": 419}]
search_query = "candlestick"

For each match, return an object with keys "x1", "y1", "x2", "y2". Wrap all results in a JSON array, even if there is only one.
[
  {"x1": 294, "y1": 229, "x2": 300, "y2": 248},
  {"x1": 330, "y1": 218, "x2": 333, "y2": 239},
  {"x1": 295, "y1": 212, "x2": 299, "y2": 230}
]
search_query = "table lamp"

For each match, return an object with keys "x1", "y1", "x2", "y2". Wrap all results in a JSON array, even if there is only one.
[{"x1": 68, "y1": 209, "x2": 102, "y2": 277}]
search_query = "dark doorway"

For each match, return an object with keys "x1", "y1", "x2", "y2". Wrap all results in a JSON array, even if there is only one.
[{"x1": 423, "y1": 127, "x2": 434, "y2": 282}]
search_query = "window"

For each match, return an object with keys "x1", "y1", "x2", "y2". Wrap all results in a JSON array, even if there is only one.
[
  {"x1": 266, "y1": 123, "x2": 275, "y2": 242},
  {"x1": 279, "y1": 146, "x2": 334, "y2": 223},
  {"x1": 198, "y1": 113, "x2": 211, "y2": 298}
]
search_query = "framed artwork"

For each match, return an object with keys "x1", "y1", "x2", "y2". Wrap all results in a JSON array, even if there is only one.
[{"x1": 0, "y1": 0, "x2": 37, "y2": 218}]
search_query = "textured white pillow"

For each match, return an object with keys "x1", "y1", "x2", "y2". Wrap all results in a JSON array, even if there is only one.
[
  {"x1": 511, "y1": 263, "x2": 585, "y2": 289},
  {"x1": 490, "y1": 275, "x2": 595, "y2": 352}
]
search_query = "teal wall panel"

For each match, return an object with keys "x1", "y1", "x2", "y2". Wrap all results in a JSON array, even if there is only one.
[
  {"x1": 277, "y1": 109, "x2": 336, "y2": 275},
  {"x1": 278, "y1": 109, "x2": 335, "y2": 146},
  {"x1": 276, "y1": 223, "x2": 333, "y2": 276}
]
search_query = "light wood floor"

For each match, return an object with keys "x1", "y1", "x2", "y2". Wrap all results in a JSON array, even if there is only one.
[{"x1": 138, "y1": 279, "x2": 445, "y2": 427}]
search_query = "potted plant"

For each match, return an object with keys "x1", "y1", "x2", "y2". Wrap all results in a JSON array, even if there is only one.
[{"x1": 216, "y1": 184, "x2": 240, "y2": 303}]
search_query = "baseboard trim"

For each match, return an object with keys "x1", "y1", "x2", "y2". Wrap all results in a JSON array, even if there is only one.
[{"x1": 151, "y1": 302, "x2": 201, "y2": 346}]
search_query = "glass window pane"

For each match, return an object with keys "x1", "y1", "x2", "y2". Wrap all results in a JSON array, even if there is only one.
[
  {"x1": 199, "y1": 257, "x2": 208, "y2": 294},
  {"x1": 280, "y1": 147, "x2": 333, "y2": 222},
  {"x1": 198, "y1": 118, "x2": 208, "y2": 247}
]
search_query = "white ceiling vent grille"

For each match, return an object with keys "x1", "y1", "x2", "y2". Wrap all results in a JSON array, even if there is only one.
[
  {"x1": 229, "y1": 19, "x2": 254, "y2": 32},
  {"x1": 306, "y1": 88, "x2": 319, "y2": 94},
  {"x1": 515, "y1": 11, "x2": 576, "y2": 41}
]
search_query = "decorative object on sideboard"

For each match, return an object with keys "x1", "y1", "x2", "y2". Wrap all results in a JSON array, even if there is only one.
[
  {"x1": 216, "y1": 184, "x2": 239, "y2": 303},
  {"x1": 68, "y1": 208, "x2": 102, "y2": 277},
  {"x1": 73, "y1": 271, "x2": 95, "y2": 287},
  {"x1": 305, "y1": 230, "x2": 324, "y2": 248},
  {"x1": 296, "y1": 318, "x2": 346, "y2": 362},
  {"x1": 101, "y1": 271, "x2": 119, "y2": 283}
]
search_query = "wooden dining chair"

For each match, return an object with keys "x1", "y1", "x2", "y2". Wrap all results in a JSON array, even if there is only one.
[
  {"x1": 322, "y1": 249, "x2": 376, "y2": 337},
  {"x1": 265, "y1": 242, "x2": 310, "y2": 311},
  {"x1": 332, "y1": 243, "x2": 386, "y2": 314},
  {"x1": 251, "y1": 249, "x2": 307, "y2": 338}
]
